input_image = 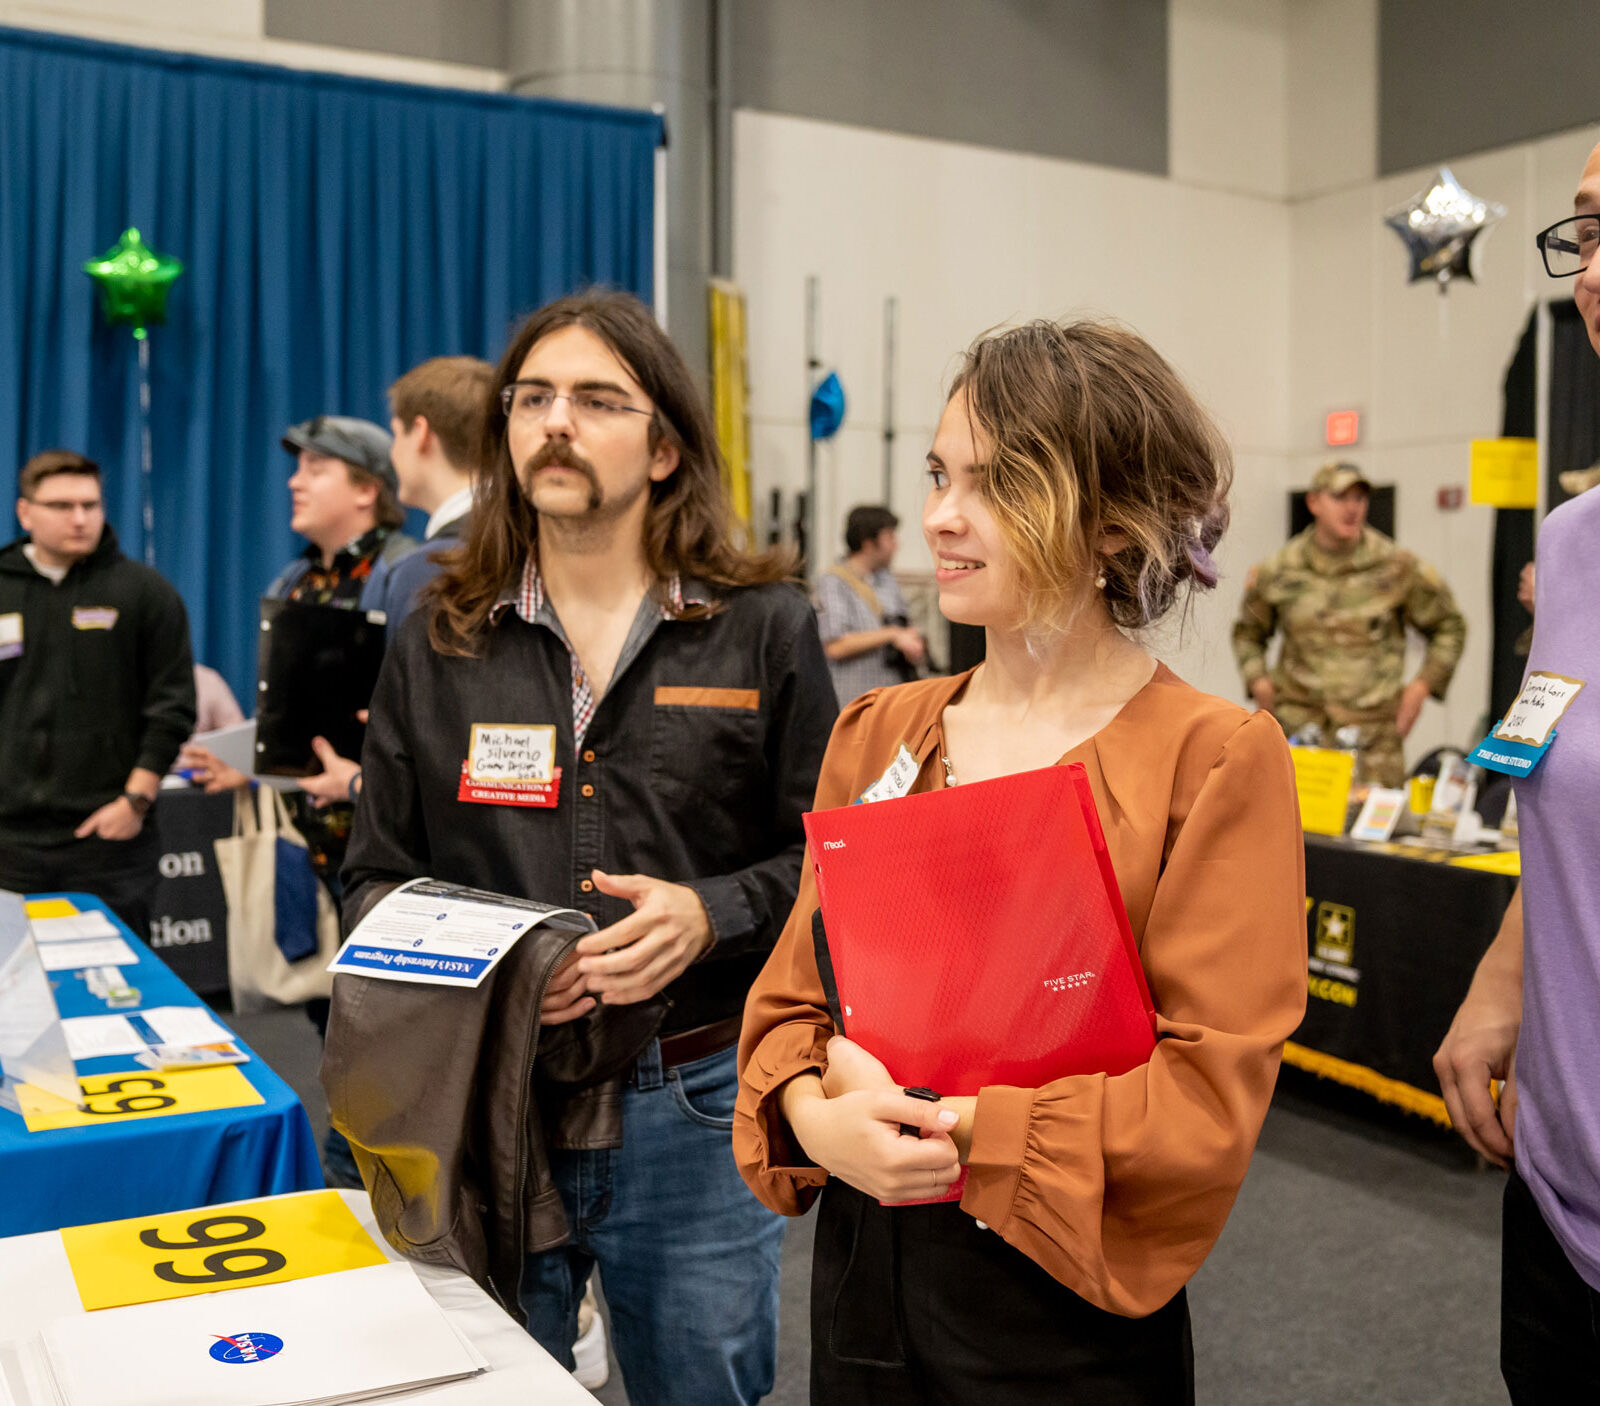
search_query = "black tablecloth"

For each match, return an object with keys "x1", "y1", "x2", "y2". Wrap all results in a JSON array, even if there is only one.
[
  {"x1": 147, "y1": 788, "x2": 234, "y2": 997},
  {"x1": 1290, "y1": 835, "x2": 1517, "y2": 1121}
]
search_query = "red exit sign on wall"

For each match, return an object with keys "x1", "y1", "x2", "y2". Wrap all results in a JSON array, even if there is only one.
[{"x1": 1325, "y1": 410, "x2": 1360, "y2": 447}]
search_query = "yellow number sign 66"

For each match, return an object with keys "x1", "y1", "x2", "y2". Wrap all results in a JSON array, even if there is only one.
[{"x1": 60, "y1": 1190, "x2": 388, "y2": 1311}]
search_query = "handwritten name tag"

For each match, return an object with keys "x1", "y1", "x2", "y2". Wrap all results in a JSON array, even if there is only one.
[
  {"x1": 857, "y1": 744, "x2": 921, "y2": 804},
  {"x1": 1494, "y1": 672, "x2": 1585, "y2": 749},
  {"x1": 467, "y1": 723, "x2": 556, "y2": 784}
]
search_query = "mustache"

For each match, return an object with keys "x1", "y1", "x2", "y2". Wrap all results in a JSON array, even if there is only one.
[{"x1": 519, "y1": 441, "x2": 602, "y2": 506}]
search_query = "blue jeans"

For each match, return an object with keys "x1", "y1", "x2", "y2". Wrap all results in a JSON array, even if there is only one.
[{"x1": 519, "y1": 1040, "x2": 785, "y2": 1406}]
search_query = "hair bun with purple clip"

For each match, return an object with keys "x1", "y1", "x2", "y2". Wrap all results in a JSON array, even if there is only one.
[{"x1": 1183, "y1": 506, "x2": 1227, "y2": 590}]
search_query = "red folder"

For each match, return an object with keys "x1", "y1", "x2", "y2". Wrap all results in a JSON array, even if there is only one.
[{"x1": 803, "y1": 763, "x2": 1156, "y2": 1202}]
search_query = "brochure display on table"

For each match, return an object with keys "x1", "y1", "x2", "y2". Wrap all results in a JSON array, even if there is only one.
[
  {"x1": 0, "y1": 892, "x2": 79, "y2": 1113},
  {"x1": 0, "y1": 895, "x2": 320, "y2": 1238}
]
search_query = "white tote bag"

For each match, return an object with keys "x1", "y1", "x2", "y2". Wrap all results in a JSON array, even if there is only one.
[{"x1": 214, "y1": 784, "x2": 341, "y2": 1013}]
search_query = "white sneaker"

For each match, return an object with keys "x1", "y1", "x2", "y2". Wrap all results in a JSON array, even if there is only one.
[{"x1": 573, "y1": 1290, "x2": 610, "y2": 1390}]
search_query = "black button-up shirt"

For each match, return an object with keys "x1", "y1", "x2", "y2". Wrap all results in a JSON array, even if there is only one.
[{"x1": 343, "y1": 574, "x2": 838, "y2": 1034}]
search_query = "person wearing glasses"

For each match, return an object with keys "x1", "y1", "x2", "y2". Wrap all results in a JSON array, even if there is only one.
[
  {"x1": 0, "y1": 450, "x2": 196, "y2": 936},
  {"x1": 332, "y1": 291, "x2": 836, "y2": 1405},
  {"x1": 1438, "y1": 141, "x2": 1600, "y2": 1403}
]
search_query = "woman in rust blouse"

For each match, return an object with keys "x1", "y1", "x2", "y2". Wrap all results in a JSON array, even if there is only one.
[{"x1": 735, "y1": 319, "x2": 1306, "y2": 1404}]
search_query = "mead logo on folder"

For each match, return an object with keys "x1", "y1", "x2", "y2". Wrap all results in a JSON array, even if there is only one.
[{"x1": 804, "y1": 762, "x2": 1156, "y2": 1125}]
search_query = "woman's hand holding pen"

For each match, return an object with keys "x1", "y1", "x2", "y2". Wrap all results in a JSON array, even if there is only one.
[{"x1": 778, "y1": 1036, "x2": 962, "y2": 1203}]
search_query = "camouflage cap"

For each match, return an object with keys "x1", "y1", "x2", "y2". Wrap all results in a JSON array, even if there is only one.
[{"x1": 1309, "y1": 461, "x2": 1370, "y2": 496}]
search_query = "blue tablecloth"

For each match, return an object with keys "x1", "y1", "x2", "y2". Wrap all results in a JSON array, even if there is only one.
[{"x1": 0, "y1": 893, "x2": 322, "y2": 1236}]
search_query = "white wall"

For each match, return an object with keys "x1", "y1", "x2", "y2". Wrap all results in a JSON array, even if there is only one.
[
  {"x1": 1282, "y1": 0, "x2": 1599, "y2": 762},
  {"x1": 735, "y1": 0, "x2": 1295, "y2": 707},
  {"x1": 736, "y1": 0, "x2": 1599, "y2": 775},
  {"x1": 0, "y1": 0, "x2": 504, "y2": 88},
  {"x1": 1169, "y1": 0, "x2": 1288, "y2": 198}
]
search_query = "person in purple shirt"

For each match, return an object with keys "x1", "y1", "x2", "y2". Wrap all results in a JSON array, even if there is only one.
[{"x1": 1436, "y1": 139, "x2": 1600, "y2": 1402}]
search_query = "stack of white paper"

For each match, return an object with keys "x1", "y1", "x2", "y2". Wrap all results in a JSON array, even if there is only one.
[
  {"x1": 35, "y1": 939, "x2": 138, "y2": 973},
  {"x1": 39, "y1": 1262, "x2": 485, "y2": 1406},
  {"x1": 28, "y1": 915, "x2": 120, "y2": 944}
]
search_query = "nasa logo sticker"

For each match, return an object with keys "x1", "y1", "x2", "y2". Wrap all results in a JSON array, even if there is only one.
[{"x1": 209, "y1": 1332, "x2": 284, "y2": 1364}]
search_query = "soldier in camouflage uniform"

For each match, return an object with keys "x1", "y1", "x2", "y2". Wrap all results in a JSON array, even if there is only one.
[{"x1": 1232, "y1": 461, "x2": 1466, "y2": 786}]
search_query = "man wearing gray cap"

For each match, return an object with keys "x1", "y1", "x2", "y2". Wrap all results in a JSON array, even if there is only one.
[
  {"x1": 1232, "y1": 460, "x2": 1466, "y2": 785},
  {"x1": 267, "y1": 415, "x2": 417, "y2": 609},
  {"x1": 179, "y1": 414, "x2": 418, "y2": 1184},
  {"x1": 183, "y1": 413, "x2": 417, "y2": 796}
]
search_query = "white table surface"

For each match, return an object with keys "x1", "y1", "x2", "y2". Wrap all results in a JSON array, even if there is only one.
[{"x1": 0, "y1": 1187, "x2": 598, "y2": 1405}]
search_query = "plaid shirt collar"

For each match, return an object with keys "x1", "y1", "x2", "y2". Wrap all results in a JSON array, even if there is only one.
[
  {"x1": 489, "y1": 557, "x2": 705, "y2": 748},
  {"x1": 490, "y1": 555, "x2": 700, "y2": 626}
]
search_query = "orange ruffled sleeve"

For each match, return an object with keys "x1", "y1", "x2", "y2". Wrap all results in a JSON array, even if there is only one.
[{"x1": 959, "y1": 711, "x2": 1307, "y2": 1315}]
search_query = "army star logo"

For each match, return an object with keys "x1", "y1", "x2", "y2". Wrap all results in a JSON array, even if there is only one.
[{"x1": 1314, "y1": 903, "x2": 1356, "y2": 965}]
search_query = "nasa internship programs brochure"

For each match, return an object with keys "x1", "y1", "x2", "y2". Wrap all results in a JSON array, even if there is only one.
[
  {"x1": 326, "y1": 878, "x2": 593, "y2": 989},
  {"x1": 39, "y1": 1261, "x2": 484, "y2": 1406}
]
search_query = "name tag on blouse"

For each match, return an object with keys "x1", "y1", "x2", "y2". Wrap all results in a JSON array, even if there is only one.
[
  {"x1": 856, "y1": 743, "x2": 920, "y2": 804},
  {"x1": 1469, "y1": 671, "x2": 1585, "y2": 777}
]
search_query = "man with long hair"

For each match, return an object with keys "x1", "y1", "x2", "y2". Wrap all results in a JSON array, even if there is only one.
[{"x1": 336, "y1": 291, "x2": 836, "y2": 1404}]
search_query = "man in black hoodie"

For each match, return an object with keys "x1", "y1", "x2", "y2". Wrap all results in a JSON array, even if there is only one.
[{"x1": 0, "y1": 450, "x2": 196, "y2": 936}]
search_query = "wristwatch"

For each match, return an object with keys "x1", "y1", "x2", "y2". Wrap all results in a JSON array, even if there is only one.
[
  {"x1": 899, "y1": 1084, "x2": 941, "y2": 1137},
  {"x1": 122, "y1": 791, "x2": 153, "y2": 819}
]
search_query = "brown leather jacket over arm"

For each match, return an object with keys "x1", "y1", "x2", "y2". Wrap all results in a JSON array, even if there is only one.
[
  {"x1": 734, "y1": 666, "x2": 1308, "y2": 1318},
  {"x1": 322, "y1": 917, "x2": 665, "y2": 1315}
]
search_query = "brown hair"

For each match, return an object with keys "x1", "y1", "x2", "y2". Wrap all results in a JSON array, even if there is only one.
[
  {"x1": 388, "y1": 356, "x2": 496, "y2": 472},
  {"x1": 845, "y1": 504, "x2": 899, "y2": 552},
  {"x1": 426, "y1": 290, "x2": 793, "y2": 655},
  {"x1": 950, "y1": 319, "x2": 1231, "y2": 634},
  {"x1": 19, "y1": 449, "x2": 101, "y2": 500},
  {"x1": 345, "y1": 466, "x2": 406, "y2": 531}
]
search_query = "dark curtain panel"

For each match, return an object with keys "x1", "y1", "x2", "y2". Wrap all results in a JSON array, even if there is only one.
[
  {"x1": 1546, "y1": 299, "x2": 1600, "y2": 510},
  {"x1": 1490, "y1": 310, "x2": 1536, "y2": 724},
  {"x1": 0, "y1": 26, "x2": 662, "y2": 700}
]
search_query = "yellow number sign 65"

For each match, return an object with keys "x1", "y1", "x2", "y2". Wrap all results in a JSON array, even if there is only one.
[{"x1": 20, "y1": 1066, "x2": 262, "y2": 1132}]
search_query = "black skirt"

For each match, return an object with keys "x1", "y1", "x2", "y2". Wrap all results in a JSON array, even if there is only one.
[{"x1": 810, "y1": 1181, "x2": 1194, "y2": 1406}]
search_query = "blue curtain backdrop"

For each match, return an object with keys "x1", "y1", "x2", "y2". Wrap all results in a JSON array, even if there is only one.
[{"x1": 0, "y1": 25, "x2": 662, "y2": 701}]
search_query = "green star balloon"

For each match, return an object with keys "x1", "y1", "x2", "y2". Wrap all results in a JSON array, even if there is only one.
[{"x1": 83, "y1": 228, "x2": 184, "y2": 340}]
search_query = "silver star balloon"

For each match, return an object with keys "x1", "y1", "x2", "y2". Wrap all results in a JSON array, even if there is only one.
[{"x1": 1383, "y1": 167, "x2": 1506, "y2": 292}]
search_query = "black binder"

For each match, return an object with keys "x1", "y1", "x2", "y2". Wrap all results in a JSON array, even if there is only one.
[{"x1": 254, "y1": 597, "x2": 386, "y2": 776}]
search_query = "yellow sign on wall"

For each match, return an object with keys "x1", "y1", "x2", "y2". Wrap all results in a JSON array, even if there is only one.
[
  {"x1": 1291, "y1": 747, "x2": 1357, "y2": 836},
  {"x1": 60, "y1": 1190, "x2": 388, "y2": 1312},
  {"x1": 1469, "y1": 438, "x2": 1538, "y2": 508},
  {"x1": 709, "y1": 279, "x2": 753, "y2": 526},
  {"x1": 18, "y1": 1066, "x2": 262, "y2": 1132}
]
